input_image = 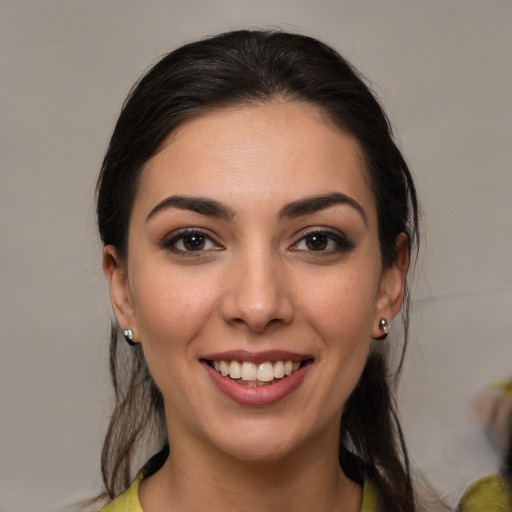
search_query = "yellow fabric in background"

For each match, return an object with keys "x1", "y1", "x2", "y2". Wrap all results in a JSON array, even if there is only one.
[
  {"x1": 491, "y1": 379, "x2": 512, "y2": 400},
  {"x1": 457, "y1": 474, "x2": 511, "y2": 512}
]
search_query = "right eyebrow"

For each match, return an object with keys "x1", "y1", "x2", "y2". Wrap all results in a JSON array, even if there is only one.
[{"x1": 145, "y1": 195, "x2": 235, "y2": 223}]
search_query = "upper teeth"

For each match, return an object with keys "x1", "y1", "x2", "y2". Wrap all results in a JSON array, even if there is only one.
[{"x1": 213, "y1": 360, "x2": 301, "y2": 381}]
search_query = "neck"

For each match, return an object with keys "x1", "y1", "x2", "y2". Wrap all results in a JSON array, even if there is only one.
[{"x1": 139, "y1": 423, "x2": 362, "y2": 512}]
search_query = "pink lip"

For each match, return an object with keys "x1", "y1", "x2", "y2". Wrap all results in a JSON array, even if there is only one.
[{"x1": 201, "y1": 357, "x2": 312, "y2": 407}]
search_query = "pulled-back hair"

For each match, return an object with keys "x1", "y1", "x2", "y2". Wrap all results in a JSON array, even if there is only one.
[{"x1": 97, "y1": 29, "x2": 420, "y2": 511}]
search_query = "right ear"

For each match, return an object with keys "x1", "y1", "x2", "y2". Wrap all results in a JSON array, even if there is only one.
[{"x1": 103, "y1": 245, "x2": 140, "y2": 344}]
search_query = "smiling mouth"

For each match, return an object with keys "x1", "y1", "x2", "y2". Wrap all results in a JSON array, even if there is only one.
[{"x1": 205, "y1": 359, "x2": 313, "y2": 386}]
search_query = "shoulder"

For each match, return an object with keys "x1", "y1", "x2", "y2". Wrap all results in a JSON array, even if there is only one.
[
  {"x1": 99, "y1": 474, "x2": 143, "y2": 512},
  {"x1": 457, "y1": 474, "x2": 511, "y2": 512}
]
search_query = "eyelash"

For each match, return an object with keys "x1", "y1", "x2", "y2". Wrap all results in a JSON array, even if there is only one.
[
  {"x1": 160, "y1": 228, "x2": 222, "y2": 255},
  {"x1": 160, "y1": 227, "x2": 354, "y2": 256},
  {"x1": 290, "y1": 229, "x2": 355, "y2": 254}
]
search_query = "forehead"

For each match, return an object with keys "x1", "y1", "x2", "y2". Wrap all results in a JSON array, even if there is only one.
[{"x1": 135, "y1": 101, "x2": 376, "y2": 221}]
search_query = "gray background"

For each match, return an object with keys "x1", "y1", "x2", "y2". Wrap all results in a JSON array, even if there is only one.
[{"x1": 1, "y1": 1, "x2": 511, "y2": 510}]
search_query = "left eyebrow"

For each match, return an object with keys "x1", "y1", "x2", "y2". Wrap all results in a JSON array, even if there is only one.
[
  {"x1": 145, "y1": 195, "x2": 235, "y2": 223},
  {"x1": 279, "y1": 192, "x2": 367, "y2": 226}
]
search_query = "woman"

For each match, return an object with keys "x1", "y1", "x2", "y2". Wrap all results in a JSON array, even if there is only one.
[{"x1": 96, "y1": 30, "x2": 421, "y2": 511}]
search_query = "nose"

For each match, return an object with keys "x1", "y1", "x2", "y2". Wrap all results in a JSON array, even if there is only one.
[{"x1": 220, "y1": 248, "x2": 294, "y2": 333}]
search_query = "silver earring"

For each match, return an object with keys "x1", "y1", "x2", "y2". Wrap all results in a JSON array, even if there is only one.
[
  {"x1": 376, "y1": 318, "x2": 389, "y2": 340},
  {"x1": 123, "y1": 329, "x2": 136, "y2": 346},
  {"x1": 379, "y1": 318, "x2": 389, "y2": 334}
]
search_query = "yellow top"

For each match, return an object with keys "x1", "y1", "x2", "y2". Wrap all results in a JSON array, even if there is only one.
[
  {"x1": 457, "y1": 474, "x2": 511, "y2": 512},
  {"x1": 100, "y1": 474, "x2": 379, "y2": 512},
  {"x1": 100, "y1": 474, "x2": 143, "y2": 512}
]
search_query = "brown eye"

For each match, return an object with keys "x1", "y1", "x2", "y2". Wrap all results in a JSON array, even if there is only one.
[
  {"x1": 182, "y1": 233, "x2": 206, "y2": 251},
  {"x1": 162, "y1": 230, "x2": 220, "y2": 253},
  {"x1": 291, "y1": 229, "x2": 355, "y2": 254},
  {"x1": 305, "y1": 234, "x2": 328, "y2": 251}
]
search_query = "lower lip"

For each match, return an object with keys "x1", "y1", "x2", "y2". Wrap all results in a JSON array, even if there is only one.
[{"x1": 203, "y1": 362, "x2": 311, "y2": 406}]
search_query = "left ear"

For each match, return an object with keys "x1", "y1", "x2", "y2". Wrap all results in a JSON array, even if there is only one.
[{"x1": 372, "y1": 233, "x2": 410, "y2": 338}]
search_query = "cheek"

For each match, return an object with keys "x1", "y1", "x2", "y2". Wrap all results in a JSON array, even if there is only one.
[
  {"x1": 296, "y1": 262, "x2": 380, "y2": 406},
  {"x1": 129, "y1": 266, "x2": 220, "y2": 413},
  {"x1": 299, "y1": 264, "x2": 380, "y2": 346},
  {"x1": 130, "y1": 264, "x2": 219, "y2": 351}
]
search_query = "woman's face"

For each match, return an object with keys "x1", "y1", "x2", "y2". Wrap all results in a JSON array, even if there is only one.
[{"x1": 105, "y1": 101, "x2": 406, "y2": 462}]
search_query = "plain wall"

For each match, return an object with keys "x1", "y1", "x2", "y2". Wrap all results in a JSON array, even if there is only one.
[{"x1": 1, "y1": 1, "x2": 511, "y2": 510}]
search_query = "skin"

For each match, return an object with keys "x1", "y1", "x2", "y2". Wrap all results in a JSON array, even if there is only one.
[{"x1": 104, "y1": 101, "x2": 409, "y2": 512}]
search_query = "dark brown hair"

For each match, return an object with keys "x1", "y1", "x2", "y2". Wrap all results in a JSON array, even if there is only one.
[{"x1": 97, "y1": 29, "x2": 420, "y2": 511}]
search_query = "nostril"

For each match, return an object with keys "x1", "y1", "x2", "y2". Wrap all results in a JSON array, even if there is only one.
[{"x1": 219, "y1": 267, "x2": 294, "y2": 332}]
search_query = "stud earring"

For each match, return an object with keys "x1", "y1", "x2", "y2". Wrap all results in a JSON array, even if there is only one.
[
  {"x1": 379, "y1": 318, "x2": 389, "y2": 334},
  {"x1": 376, "y1": 318, "x2": 389, "y2": 340},
  {"x1": 123, "y1": 328, "x2": 136, "y2": 346}
]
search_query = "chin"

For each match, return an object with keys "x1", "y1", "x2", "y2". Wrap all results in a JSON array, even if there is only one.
[
  {"x1": 220, "y1": 441, "x2": 297, "y2": 464},
  {"x1": 205, "y1": 418, "x2": 314, "y2": 464}
]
